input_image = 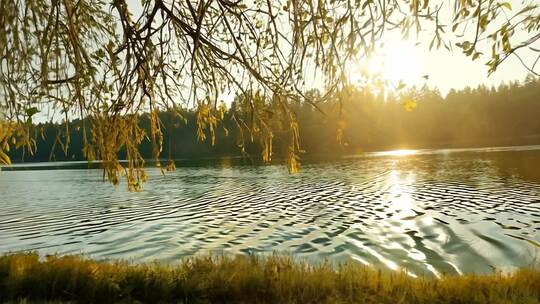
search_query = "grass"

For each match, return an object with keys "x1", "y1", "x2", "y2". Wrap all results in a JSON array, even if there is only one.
[{"x1": 0, "y1": 253, "x2": 539, "y2": 303}]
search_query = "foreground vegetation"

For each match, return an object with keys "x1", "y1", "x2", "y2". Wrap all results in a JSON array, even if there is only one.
[{"x1": 1, "y1": 253, "x2": 539, "y2": 303}]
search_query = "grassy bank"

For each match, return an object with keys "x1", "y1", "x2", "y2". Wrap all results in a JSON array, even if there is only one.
[{"x1": 1, "y1": 253, "x2": 539, "y2": 303}]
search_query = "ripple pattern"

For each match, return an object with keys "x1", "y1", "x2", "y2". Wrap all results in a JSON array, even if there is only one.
[{"x1": 1, "y1": 149, "x2": 539, "y2": 276}]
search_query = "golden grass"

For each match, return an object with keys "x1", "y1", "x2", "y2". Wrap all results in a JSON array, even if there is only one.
[{"x1": 0, "y1": 252, "x2": 538, "y2": 303}]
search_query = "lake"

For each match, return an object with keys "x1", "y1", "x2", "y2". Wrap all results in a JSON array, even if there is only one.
[{"x1": 1, "y1": 145, "x2": 539, "y2": 277}]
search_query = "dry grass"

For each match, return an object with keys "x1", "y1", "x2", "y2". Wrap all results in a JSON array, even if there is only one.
[{"x1": 0, "y1": 252, "x2": 538, "y2": 303}]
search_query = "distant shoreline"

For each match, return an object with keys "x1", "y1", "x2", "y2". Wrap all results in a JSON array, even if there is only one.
[{"x1": 3, "y1": 143, "x2": 540, "y2": 171}]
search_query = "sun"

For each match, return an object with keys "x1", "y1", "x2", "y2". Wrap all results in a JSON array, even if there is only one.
[{"x1": 360, "y1": 36, "x2": 425, "y2": 89}]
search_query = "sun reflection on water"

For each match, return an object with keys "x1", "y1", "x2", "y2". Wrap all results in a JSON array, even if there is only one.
[
  {"x1": 374, "y1": 169, "x2": 444, "y2": 277},
  {"x1": 378, "y1": 149, "x2": 419, "y2": 157}
]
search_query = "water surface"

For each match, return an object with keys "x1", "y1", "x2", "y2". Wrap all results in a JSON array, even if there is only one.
[{"x1": 1, "y1": 146, "x2": 539, "y2": 277}]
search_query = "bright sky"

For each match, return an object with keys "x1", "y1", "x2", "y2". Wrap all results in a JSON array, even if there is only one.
[
  {"x1": 355, "y1": 34, "x2": 538, "y2": 96},
  {"x1": 347, "y1": 0, "x2": 540, "y2": 97},
  {"x1": 29, "y1": 1, "x2": 540, "y2": 123},
  {"x1": 424, "y1": 45, "x2": 537, "y2": 96},
  {"x1": 125, "y1": 0, "x2": 539, "y2": 101}
]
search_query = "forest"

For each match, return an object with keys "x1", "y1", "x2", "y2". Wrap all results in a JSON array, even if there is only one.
[{"x1": 8, "y1": 76, "x2": 540, "y2": 163}]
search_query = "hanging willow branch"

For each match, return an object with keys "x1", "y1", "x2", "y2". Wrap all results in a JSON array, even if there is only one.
[{"x1": 1, "y1": 0, "x2": 539, "y2": 189}]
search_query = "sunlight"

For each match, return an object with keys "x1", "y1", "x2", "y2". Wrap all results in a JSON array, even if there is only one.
[
  {"x1": 363, "y1": 36, "x2": 425, "y2": 89},
  {"x1": 378, "y1": 149, "x2": 419, "y2": 157}
]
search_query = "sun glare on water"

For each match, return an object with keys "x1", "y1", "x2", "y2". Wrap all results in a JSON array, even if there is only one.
[{"x1": 378, "y1": 149, "x2": 419, "y2": 157}]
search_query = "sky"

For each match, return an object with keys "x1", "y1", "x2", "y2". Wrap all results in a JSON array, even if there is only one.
[
  {"x1": 27, "y1": 0, "x2": 540, "y2": 123},
  {"x1": 121, "y1": 0, "x2": 540, "y2": 99},
  {"x1": 359, "y1": 33, "x2": 539, "y2": 96},
  {"x1": 122, "y1": 0, "x2": 539, "y2": 98},
  {"x1": 344, "y1": 0, "x2": 540, "y2": 97}
]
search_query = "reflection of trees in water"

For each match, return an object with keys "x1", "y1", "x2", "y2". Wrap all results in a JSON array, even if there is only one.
[{"x1": 486, "y1": 150, "x2": 540, "y2": 182}]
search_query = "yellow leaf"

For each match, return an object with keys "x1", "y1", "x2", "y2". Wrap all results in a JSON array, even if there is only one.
[
  {"x1": 0, "y1": 150, "x2": 11, "y2": 165},
  {"x1": 402, "y1": 99, "x2": 417, "y2": 112}
]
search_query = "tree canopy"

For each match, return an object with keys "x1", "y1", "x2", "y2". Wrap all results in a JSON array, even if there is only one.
[{"x1": 1, "y1": 0, "x2": 539, "y2": 189}]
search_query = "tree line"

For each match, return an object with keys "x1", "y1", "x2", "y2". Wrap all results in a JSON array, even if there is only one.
[{"x1": 8, "y1": 76, "x2": 540, "y2": 163}]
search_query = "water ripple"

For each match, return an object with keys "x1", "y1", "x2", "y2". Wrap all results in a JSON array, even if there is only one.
[{"x1": 0, "y1": 148, "x2": 539, "y2": 276}]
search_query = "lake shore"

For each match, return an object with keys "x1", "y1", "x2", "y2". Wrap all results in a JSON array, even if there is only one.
[{"x1": 1, "y1": 253, "x2": 539, "y2": 304}]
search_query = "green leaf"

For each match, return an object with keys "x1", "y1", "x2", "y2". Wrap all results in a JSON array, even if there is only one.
[
  {"x1": 461, "y1": 41, "x2": 471, "y2": 49},
  {"x1": 362, "y1": 0, "x2": 374, "y2": 10},
  {"x1": 501, "y1": 2, "x2": 512, "y2": 10},
  {"x1": 26, "y1": 107, "x2": 39, "y2": 118}
]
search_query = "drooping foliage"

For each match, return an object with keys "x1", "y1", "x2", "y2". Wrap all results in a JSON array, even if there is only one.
[{"x1": 1, "y1": 0, "x2": 539, "y2": 189}]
